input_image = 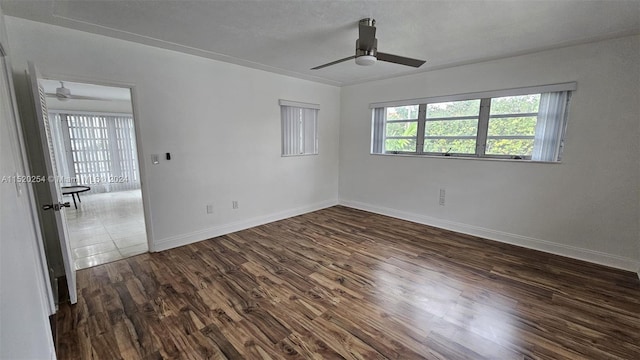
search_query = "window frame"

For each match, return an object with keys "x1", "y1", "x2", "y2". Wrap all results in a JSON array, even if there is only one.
[
  {"x1": 279, "y1": 99, "x2": 319, "y2": 157},
  {"x1": 422, "y1": 100, "x2": 482, "y2": 157},
  {"x1": 371, "y1": 83, "x2": 575, "y2": 162},
  {"x1": 382, "y1": 105, "x2": 420, "y2": 154}
]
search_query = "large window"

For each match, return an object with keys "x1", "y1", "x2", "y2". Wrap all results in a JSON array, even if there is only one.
[
  {"x1": 371, "y1": 83, "x2": 575, "y2": 162},
  {"x1": 280, "y1": 100, "x2": 319, "y2": 156},
  {"x1": 49, "y1": 112, "x2": 140, "y2": 193}
]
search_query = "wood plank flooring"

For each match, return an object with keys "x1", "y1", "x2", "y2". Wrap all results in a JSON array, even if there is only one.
[{"x1": 55, "y1": 206, "x2": 640, "y2": 359}]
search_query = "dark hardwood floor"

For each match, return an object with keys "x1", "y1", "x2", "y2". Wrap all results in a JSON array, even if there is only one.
[{"x1": 55, "y1": 206, "x2": 640, "y2": 359}]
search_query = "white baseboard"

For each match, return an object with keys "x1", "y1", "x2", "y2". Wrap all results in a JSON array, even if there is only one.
[
  {"x1": 339, "y1": 199, "x2": 640, "y2": 273},
  {"x1": 152, "y1": 199, "x2": 339, "y2": 252}
]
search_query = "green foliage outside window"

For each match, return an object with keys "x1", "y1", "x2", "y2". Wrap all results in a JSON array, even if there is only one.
[
  {"x1": 384, "y1": 95, "x2": 542, "y2": 156},
  {"x1": 385, "y1": 105, "x2": 418, "y2": 151},
  {"x1": 487, "y1": 95, "x2": 540, "y2": 156},
  {"x1": 424, "y1": 100, "x2": 479, "y2": 154}
]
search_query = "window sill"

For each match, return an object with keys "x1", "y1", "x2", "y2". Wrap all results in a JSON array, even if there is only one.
[
  {"x1": 370, "y1": 152, "x2": 561, "y2": 164},
  {"x1": 281, "y1": 153, "x2": 319, "y2": 158}
]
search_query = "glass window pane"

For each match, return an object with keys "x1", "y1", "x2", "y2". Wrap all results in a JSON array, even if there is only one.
[
  {"x1": 425, "y1": 119, "x2": 478, "y2": 137},
  {"x1": 386, "y1": 121, "x2": 417, "y2": 137},
  {"x1": 490, "y1": 94, "x2": 540, "y2": 115},
  {"x1": 488, "y1": 116, "x2": 537, "y2": 136},
  {"x1": 424, "y1": 139, "x2": 476, "y2": 154},
  {"x1": 426, "y1": 99, "x2": 480, "y2": 118},
  {"x1": 385, "y1": 138, "x2": 416, "y2": 152},
  {"x1": 486, "y1": 139, "x2": 534, "y2": 156},
  {"x1": 386, "y1": 105, "x2": 418, "y2": 120}
]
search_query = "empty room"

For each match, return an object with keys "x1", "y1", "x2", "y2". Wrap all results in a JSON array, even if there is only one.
[{"x1": 0, "y1": 1, "x2": 638, "y2": 359}]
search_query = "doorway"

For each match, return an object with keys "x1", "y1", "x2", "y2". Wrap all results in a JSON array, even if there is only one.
[{"x1": 41, "y1": 79, "x2": 148, "y2": 270}]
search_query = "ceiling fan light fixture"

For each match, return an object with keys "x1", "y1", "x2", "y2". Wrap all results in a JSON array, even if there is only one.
[{"x1": 355, "y1": 55, "x2": 377, "y2": 66}]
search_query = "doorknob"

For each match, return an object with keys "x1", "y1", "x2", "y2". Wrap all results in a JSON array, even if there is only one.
[{"x1": 42, "y1": 202, "x2": 71, "y2": 211}]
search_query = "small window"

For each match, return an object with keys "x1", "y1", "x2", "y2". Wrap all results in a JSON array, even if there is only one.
[
  {"x1": 371, "y1": 83, "x2": 574, "y2": 162},
  {"x1": 486, "y1": 94, "x2": 539, "y2": 157},
  {"x1": 384, "y1": 105, "x2": 418, "y2": 152},
  {"x1": 280, "y1": 100, "x2": 319, "y2": 156},
  {"x1": 424, "y1": 99, "x2": 480, "y2": 155}
]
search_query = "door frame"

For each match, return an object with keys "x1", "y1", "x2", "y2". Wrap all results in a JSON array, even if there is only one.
[{"x1": 36, "y1": 72, "x2": 155, "y2": 253}]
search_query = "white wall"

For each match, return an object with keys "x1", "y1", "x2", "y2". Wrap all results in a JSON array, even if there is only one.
[
  {"x1": 6, "y1": 16, "x2": 341, "y2": 251},
  {"x1": 0, "y1": 6, "x2": 56, "y2": 360},
  {"x1": 340, "y1": 35, "x2": 640, "y2": 271}
]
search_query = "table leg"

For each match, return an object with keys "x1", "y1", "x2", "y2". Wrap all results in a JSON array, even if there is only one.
[{"x1": 72, "y1": 194, "x2": 77, "y2": 209}]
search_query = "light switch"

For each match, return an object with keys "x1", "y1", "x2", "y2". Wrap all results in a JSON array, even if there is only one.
[{"x1": 151, "y1": 154, "x2": 159, "y2": 165}]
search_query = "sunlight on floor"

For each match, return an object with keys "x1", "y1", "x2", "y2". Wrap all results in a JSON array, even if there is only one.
[{"x1": 64, "y1": 189, "x2": 147, "y2": 270}]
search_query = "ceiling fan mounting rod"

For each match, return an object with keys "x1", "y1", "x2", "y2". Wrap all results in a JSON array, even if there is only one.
[{"x1": 360, "y1": 18, "x2": 375, "y2": 27}]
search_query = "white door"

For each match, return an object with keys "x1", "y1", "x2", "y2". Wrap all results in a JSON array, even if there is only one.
[{"x1": 27, "y1": 62, "x2": 77, "y2": 304}]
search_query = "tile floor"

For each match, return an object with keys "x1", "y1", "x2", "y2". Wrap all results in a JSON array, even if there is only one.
[{"x1": 64, "y1": 189, "x2": 148, "y2": 270}]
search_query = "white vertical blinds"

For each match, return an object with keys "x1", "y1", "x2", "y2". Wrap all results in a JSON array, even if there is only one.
[
  {"x1": 371, "y1": 108, "x2": 385, "y2": 154},
  {"x1": 280, "y1": 100, "x2": 319, "y2": 156},
  {"x1": 49, "y1": 112, "x2": 140, "y2": 193},
  {"x1": 302, "y1": 107, "x2": 318, "y2": 155},
  {"x1": 112, "y1": 116, "x2": 139, "y2": 191},
  {"x1": 281, "y1": 105, "x2": 301, "y2": 155},
  {"x1": 531, "y1": 91, "x2": 571, "y2": 162}
]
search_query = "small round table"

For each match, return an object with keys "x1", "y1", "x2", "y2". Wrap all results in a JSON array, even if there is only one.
[{"x1": 61, "y1": 186, "x2": 91, "y2": 209}]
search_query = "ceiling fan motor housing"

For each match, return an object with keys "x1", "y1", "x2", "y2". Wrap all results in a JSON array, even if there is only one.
[
  {"x1": 56, "y1": 86, "x2": 71, "y2": 100},
  {"x1": 355, "y1": 20, "x2": 377, "y2": 66}
]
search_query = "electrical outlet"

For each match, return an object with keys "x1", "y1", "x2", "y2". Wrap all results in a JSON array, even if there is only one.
[
  {"x1": 439, "y1": 189, "x2": 445, "y2": 206},
  {"x1": 232, "y1": 200, "x2": 238, "y2": 209},
  {"x1": 206, "y1": 204, "x2": 213, "y2": 214}
]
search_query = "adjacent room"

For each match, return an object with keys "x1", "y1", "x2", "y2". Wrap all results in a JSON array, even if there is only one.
[
  {"x1": 0, "y1": 1, "x2": 638, "y2": 360},
  {"x1": 42, "y1": 79, "x2": 148, "y2": 269}
]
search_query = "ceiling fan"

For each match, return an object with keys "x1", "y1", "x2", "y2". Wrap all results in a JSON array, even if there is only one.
[
  {"x1": 46, "y1": 81, "x2": 112, "y2": 101},
  {"x1": 311, "y1": 18, "x2": 426, "y2": 70}
]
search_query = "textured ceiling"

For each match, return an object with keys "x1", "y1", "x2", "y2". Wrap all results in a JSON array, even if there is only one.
[{"x1": 3, "y1": 0, "x2": 639, "y2": 86}]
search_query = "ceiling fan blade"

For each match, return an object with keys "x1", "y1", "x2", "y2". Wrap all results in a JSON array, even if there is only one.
[
  {"x1": 358, "y1": 22, "x2": 377, "y2": 50},
  {"x1": 46, "y1": 92, "x2": 72, "y2": 100},
  {"x1": 69, "y1": 95, "x2": 114, "y2": 101},
  {"x1": 311, "y1": 55, "x2": 356, "y2": 70},
  {"x1": 45, "y1": 93, "x2": 113, "y2": 101},
  {"x1": 376, "y1": 52, "x2": 426, "y2": 68}
]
